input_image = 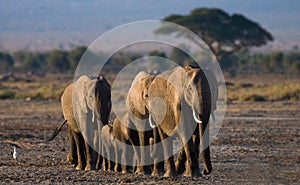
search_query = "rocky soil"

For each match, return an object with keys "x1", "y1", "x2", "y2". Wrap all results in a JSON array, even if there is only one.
[{"x1": 0, "y1": 100, "x2": 299, "y2": 184}]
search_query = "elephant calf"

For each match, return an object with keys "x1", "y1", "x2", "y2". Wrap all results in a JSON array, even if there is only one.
[{"x1": 101, "y1": 114, "x2": 139, "y2": 173}]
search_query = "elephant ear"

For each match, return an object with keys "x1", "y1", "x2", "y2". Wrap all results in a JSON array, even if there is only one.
[
  {"x1": 128, "y1": 80, "x2": 147, "y2": 116},
  {"x1": 203, "y1": 68, "x2": 218, "y2": 111},
  {"x1": 73, "y1": 76, "x2": 88, "y2": 114}
]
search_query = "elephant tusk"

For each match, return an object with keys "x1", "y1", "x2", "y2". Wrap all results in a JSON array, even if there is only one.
[
  {"x1": 149, "y1": 114, "x2": 156, "y2": 128},
  {"x1": 211, "y1": 112, "x2": 216, "y2": 123},
  {"x1": 193, "y1": 109, "x2": 202, "y2": 124},
  {"x1": 92, "y1": 110, "x2": 95, "y2": 123}
]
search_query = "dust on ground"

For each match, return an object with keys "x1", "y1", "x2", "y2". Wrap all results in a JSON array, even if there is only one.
[{"x1": 0, "y1": 100, "x2": 299, "y2": 184}]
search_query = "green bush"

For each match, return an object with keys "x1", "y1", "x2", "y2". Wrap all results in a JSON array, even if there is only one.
[{"x1": 0, "y1": 90, "x2": 15, "y2": 99}]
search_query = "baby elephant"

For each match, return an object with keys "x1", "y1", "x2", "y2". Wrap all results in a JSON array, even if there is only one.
[{"x1": 101, "y1": 114, "x2": 139, "y2": 173}]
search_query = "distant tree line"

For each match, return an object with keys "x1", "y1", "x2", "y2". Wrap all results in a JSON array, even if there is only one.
[
  {"x1": 0, "y1": 46, "x2": 87, "y2": 75},
  {"x1": 1, "y1": 46, "x2": 300, "y2": 77},
  {"x1": 220, "y1": 51, "x2": 300, "y2": 76}
]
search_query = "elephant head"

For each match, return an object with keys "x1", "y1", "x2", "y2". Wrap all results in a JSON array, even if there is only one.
[
  {"x1": 126, "y1": 71, "x2": 154, "y2": 120},
  {"x1": 184, "y1": 65, "x2": 218, "y2": 123},
  {"x1": 95, "y1": 76, "x2": 112, "y2": 125},
  {"x1": 147, "y1": 66, "x2": 207, "y2": 135},
  {"x1": 73, "y1": 75, "x2": 111, "y2": 127},
  {"x1": 183, "y1": 66, "x2": 212, "y2": 124}
]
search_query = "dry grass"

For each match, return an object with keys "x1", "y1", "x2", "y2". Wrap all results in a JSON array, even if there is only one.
[
  {"x1": 226, "y1": 75, "x2": 300, "y2": 101},
  {"x1": 0, "y1": 75, "x2": 70, "y2": 100},
  {"x1": 1, "y1": 74, "x2": 299, "y2": 102}
]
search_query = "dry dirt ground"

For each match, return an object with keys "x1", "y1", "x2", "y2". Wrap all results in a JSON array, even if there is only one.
[{"x1": 0, "y1": 100, "x2": 299, "y2": 184}]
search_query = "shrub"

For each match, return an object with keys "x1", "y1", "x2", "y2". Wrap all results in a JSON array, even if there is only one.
[{"x1": 0, "y1": 90, "x2": 15, "y2": 99}]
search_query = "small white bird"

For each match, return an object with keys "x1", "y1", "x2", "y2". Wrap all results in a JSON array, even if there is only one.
[{"x1": 12, "y1": 146, "x2": 18, "y2": 160}]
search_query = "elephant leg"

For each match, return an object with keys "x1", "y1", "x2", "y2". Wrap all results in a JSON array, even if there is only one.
[
  {"x1": 151, "y1": 128, "x2": 165, "y2": 176},
  {"x1": 95, "y1": 140, "x2": 103, "y2": 170},
  {"x1": 84, "y1": 141, "x2": 96, "y2": 171},
  {"x1": 94, "y1": 131, "x2": 102, "y2": 170},
  {"x1": 103, "y1": 143, "x2": 110, "y2": 171},
  {"x1": 159, "y1": 129, "x2": 176, "y2": 177},
  {"x1": 175, "y1": 146, "x2": 186, "y2": 175},
  {"x1": 67, "y1": 127, "x2": 78, "y2": 166},
  {"x1": 114, "y1": 145, "x2": 122, "y2": 172},
  {"x1": 182, "y1": 139, "x2": 199, "y2": 177},
  {"x1": 107, "y1": 145, "x2": 115, "y2": 171},
  {"x1": 200, "y1": 120, "x2": 212, "y2": 175},
  {"x1": 127, "y1": 136, "x2": 139, "y2": 174},
  {"x1": 178, "y1": 127, "x2": 200, "y2": 177},
  {"x1": 96, "y1": 153, "x2": 103, "y2": 170},
  {"x1": 73, "y1": 132, "x2": 86, "y2": 170},
  {"x1": 135, "y1": 131, "x2": 151, "y2": 175},
  {"x1": 135, "y1": 130, "x2": 144, "y2": 174},
  {"x1": 175, "y1": 125, "x2": 200, "y2": 175},
  {"x1": 103, "y1": 146, "x2": 108, "y2": 171},
  {"x1": 123, "y1": 142, "x2": 134, "y2": 173},
  {"x1": 105, "y1": 145, "x2": 111, "y2": 171}
]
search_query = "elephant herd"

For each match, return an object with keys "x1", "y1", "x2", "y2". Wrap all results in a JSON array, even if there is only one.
[{"x1": 49, "y1": 65, "x2": 218, "y2": 177}]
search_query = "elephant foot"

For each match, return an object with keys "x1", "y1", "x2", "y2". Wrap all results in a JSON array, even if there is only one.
[
  {"x1": 151, "y1": 169, "x2": 164, "y2": 177},
  {"x1": 183, "y1": 170, "x2": 192, "y2": 177},
  {"x1": 152, "y1": 164, "x2": 164, "y2": 176},
  {"x1": 163, "y1": 169, "x2": 177, "y2": 177},
  {"x1": 202, "y1": 168, "x2": 212, "y2": 175},
  {"x1": 75, "y1": 163, "x2": 84, "y2": 170},
  {"x1": 67, "y1": 153, "x2": 74, "y2": 164},
  {"x1": 85, "y1": 163, "x2": 96, "y2": 171},
  {"x1": 135, "y1": 166, "x2": 152, "y2": 175},
  {"x1": 123, "y1": 166, "x2": 134, "y2": 174},
  {"x1": 183, "y1": 169, "x2": 201, "y2": 177},
  {"x1": 175, "y1": 161, "x2": 185, "y2": 175},
  {"x1": 114, "y1": 165, "x2": 122, "y2": 173},
  {"x1": 122, "y1": 169, "x2": 127, "y2": 174}
]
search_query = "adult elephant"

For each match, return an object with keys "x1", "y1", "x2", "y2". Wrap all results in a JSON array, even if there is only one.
[
  {"x1": 101, "y1": 113, "x2": 139, "y2": 173},
  {"x1": 147, "y1": 66, "x2": 213, "y2": 177},
  {"x1": 53, "y1": 75, "x2": 111, "y2": 171},
  {"x1": 175, "y1": 65, "x2": 218, "y2": 176},
  {"x1": 126, "y1": 71, "x2": 155, "y2": 175}
]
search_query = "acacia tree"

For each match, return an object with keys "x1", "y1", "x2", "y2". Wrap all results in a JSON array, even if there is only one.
[{"x1": 156, "y1": 8, "x2": 273, "y2": 61}]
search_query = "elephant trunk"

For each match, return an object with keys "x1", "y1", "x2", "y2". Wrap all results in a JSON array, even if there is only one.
[{"x1": 199, "y1": 118, "x2": 212, "y2": 175}]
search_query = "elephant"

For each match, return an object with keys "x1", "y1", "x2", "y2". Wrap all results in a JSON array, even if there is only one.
[
  {"x1": 101, "y1": 113, "x2": 139, "y2": 173},
  {"x1": 126, "y1": 71, "x2": 156, "y2": 175},
  {"x1": 175, "y1": 65, "x2": 218, "y2": 176},
  {"x1": 101, "y1": 123, "x2": 115, "y2": 171},
  {"x1": 60, "y1": 75, "x2": 111, "y2": 171},
  {"x1": 147, "y1": 65, "x2": 214, "y2": 177}
]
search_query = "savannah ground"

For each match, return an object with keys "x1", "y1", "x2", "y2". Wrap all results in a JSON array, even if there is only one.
[{"x1": 0, "y1": 75, "x2": 299, "y2": 184}]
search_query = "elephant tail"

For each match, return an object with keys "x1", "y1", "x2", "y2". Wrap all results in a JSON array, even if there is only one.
[{"x1": 46, "y1": 120, "x2": 68, "y2": 142}]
